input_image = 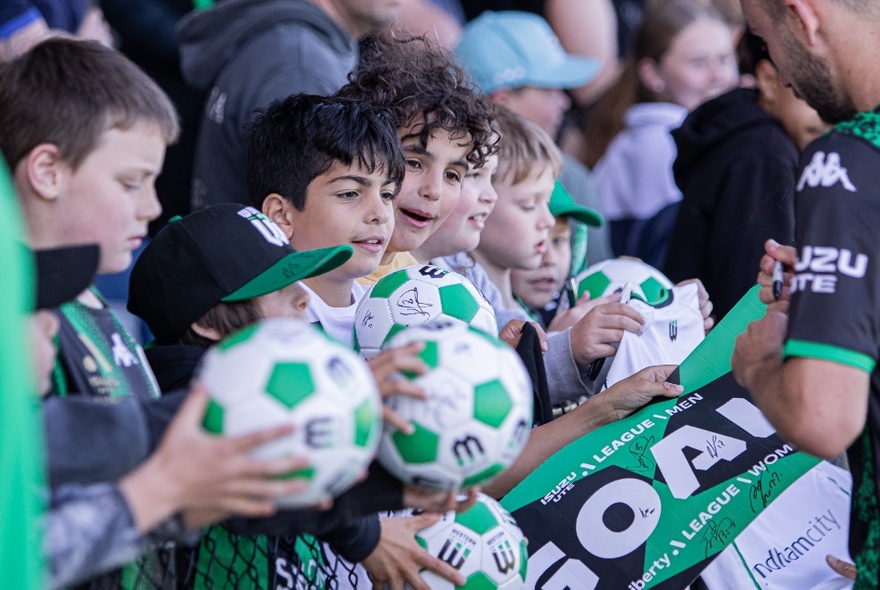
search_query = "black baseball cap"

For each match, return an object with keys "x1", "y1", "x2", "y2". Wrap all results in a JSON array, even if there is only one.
[
  {"x1": 35, "y1": 244, "x2": 100, "y2": 310},
  {"x1": 128, "y1": 204, "x2": 353, "y2": 344}
]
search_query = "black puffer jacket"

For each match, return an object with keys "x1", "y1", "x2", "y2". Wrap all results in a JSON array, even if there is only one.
[{"x1": 664, "y1": 87, "x2": 798, "y2": 321}]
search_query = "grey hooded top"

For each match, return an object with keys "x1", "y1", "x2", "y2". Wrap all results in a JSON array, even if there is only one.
[{"x1": 177, "y1": 0, "x2": 358, "y2": 209}]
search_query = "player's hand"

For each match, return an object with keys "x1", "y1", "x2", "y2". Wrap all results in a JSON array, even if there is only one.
[
  {"x1": 362, "y1": 515, "x2": 467, "y2": 590},
  {"x1": 547, "y1": 292, "x2": 618, "y2": 332},
  {"x1": 757, "y1": 239, "x2": 798, "y2": 310},
  {"x1": 600, "y1": 365, "x2": 682, "y2": 421},
  {"x1": 403, "y1": 486, "x2": 479, "y2": 514},
  {"x1": 499, "y1": 320, "x2": 547, "y2": 353},
  {"x1": 825, "y1": 554, "x2": 858, "y2": 580},
  {"x1": 675, "y1": 278, "x2": 714, "y2": 333},
  {"x1": 731, "y1": 309, "x2": 787, "y2": 392},
  {"x1": 367, "y1": 342, "x2": 428, "y2": 434},
  {"x1": 570, "y1": 300, "x2": 644, "y2": 365},
  {"x1": 119, "y1": 383, "x2": 317, "y2": 531}
]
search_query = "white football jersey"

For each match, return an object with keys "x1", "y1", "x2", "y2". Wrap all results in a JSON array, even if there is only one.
[
  {"x1": 700, "y1": 461, "x2": 853, "y2": 590},
  {"x1": 603, "y1": 282, "x2": 705, "y2": 389}
]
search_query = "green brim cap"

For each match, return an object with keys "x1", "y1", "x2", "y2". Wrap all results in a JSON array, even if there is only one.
[
  {"x1": 549, "y1": 180, "x2": 604, "y2": 228},
  {"x1": 224, "y1": 244, "x2": 353, "y2": 302}
]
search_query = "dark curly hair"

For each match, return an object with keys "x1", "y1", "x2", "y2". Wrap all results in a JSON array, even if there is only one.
[{"x1": 337, "y1": 34, "x2": 497, "y2": 167}]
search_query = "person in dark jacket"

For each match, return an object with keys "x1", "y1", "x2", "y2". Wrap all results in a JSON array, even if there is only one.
[
  {"x1": 663, "y1": 30, "x2": 828, "y2": 321},
  {"x1": 177, "y1": 0, "x2": 401, "y2": 209}
]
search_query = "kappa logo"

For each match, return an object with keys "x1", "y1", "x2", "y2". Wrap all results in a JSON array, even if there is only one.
[{"x1": 796, "y1": 151, "x2": 856, "y2": 192}]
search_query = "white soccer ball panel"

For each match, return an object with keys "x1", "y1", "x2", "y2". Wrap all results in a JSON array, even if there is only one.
[
  {"x1": 222, "y1": 395, "x2": 296, "y2": 460},
  {"x1": 354, "y1": 294, "x2": 396, "y2": 356},
  {"x1": 199, "y1": 341, "x2": 279, "y2": 407},
  {"x1": 199, "y1": 319, "x2": 381, "y2": 508},
  {"x1": 434, "y1": 330, "x2": 502, "y2": 385},
  {"x1": 437, "y1": 422, "x2": 497, "y2": 480},
  {"x1": 460, "y1": 278, "x2": 499, "y2": 336},
  {"x1": 387, "y1": 280, "x2": 444, "y2": 327},
  {"x1": 470, "y1": 306, "x2": 499, "y2": 337},
  {"x1": 574, "y1": 258, "x2": 673, "y2": 305}
]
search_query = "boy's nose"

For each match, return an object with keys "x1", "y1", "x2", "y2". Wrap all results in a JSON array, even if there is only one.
[
  {"x1": 139, "y1": 187, "x2": 162, "y2": 222},
  {"x1": 419, "y1": 171, "x2": 443, "y2": 201}
]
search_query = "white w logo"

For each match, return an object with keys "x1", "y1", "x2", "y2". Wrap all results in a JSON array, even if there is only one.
[
  {"x1": 796, "y1": 151, "x2": 856, "y2": 192},
  {"x1": 237, "y1": 206, "x2": 287, "y2": 246}
]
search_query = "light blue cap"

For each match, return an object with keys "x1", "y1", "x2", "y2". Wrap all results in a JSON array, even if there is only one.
[{"x1": 455, "y1": 11, "x2": 601, "y2": 94}]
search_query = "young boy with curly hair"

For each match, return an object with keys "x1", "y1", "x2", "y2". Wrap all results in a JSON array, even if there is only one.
[{"x1": 335, "y1": 34, "x2": 496, "y2": 285}]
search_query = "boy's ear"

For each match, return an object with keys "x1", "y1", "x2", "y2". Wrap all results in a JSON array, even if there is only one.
[
  {"x1": 755, "y1": 59, "x2": 781, "y2": 104},
  {"x1": 189, "y1": 321, "x2": 224, "y2": 343},
  {"x1": 491, "y1": 88, "x2": 516, "y2": 107},
  {"x1": 22, "y1": 144, "x2": 67, "y2": 201},
  {"x1": 262, "y1": 193, "x2": 295, "y2": 239},
  {"x1": 637, "y1": 58, "x2": 666, "y2": 96}
]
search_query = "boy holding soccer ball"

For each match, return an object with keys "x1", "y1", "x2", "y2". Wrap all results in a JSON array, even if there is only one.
[
  {"x1": 1, "y1": 39, "x2": 316, "y2": 587},
  {"x1": 246, "y1": 91, "x2": 474, "y2": 589},
  {"x1": 128, "y1": 203, "x2": 470, "y2": 589}
]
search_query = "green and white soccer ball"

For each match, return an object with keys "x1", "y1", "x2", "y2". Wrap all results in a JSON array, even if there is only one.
[
  {"x1": 416, "y1": 493, "x2": 528, "y2": 590},
  {"x1": 574, "y1": 258, "x2": 674, "y2": 306},
  {"x1": 354, "y1": 264, "x2": 497, "y2": 358},
  {"x1": 377, "y1": 320, "x2": 532, "y2": 491},
  {"x1": 198, "y1": 318, "x2": 382, "y2": 508}
]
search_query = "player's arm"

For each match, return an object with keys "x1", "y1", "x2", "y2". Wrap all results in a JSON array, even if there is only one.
[{"x1": 733, "y1": 310, "x2": 869, "y2": 459}]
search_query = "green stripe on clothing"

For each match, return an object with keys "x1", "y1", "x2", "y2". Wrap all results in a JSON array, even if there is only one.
[
  {"x1": 0, "y1": 162, "x2": 45, "y2": 588},
  {"x1": 783, "y1": 339, "x2": 876, "y2": 372}
]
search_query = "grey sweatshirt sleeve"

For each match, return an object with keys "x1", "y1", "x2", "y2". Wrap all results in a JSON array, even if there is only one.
[
  {"x1": 47, "y1": 483, "x2": 144, "y2": 590},
  {"x1": 43, "y1": 396, "x2": 152, "y2": 489}
]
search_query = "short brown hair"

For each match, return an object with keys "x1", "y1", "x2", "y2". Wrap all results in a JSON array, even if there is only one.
[
  {"x1": 178, "y1": 300, "x2": 264, "y2": 349},
  {"x1": 0, "y1": 38, "x2": 179, "y2": 171},
  {"x1": 493, "y1": 106, "x2": 563, "y2": 185}
]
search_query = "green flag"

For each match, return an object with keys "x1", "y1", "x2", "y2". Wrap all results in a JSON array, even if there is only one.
[
  {"x1": 502, "y1": 286, "x2": 820, "y2": 589},
  {"x1": 0, "y1": 161, "x2": 46, "y2": 588}
]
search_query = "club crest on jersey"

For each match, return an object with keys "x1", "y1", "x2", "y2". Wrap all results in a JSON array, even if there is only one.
[
  {"x1": 668, "y1": 320, "x2": 678, "y2": 342},
  {"x1": 796, "y1": 151, "x2": 856, "y2": 193}
]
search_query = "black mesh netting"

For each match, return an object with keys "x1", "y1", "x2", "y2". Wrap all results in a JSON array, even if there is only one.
[{"x1": 72, "y1": 529, "x2": 366, "y2": 590}]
